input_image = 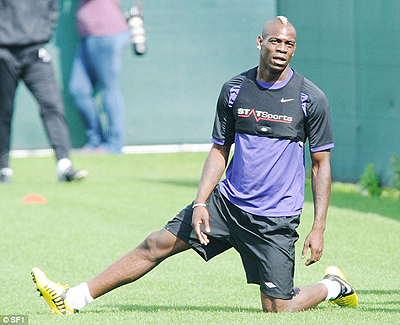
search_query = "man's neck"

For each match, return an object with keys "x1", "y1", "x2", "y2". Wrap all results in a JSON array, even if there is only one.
[{"x1": 256, "y1": 65, "x2": 291, "y2": 84}]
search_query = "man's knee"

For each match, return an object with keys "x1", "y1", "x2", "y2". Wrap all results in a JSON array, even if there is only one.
[
  {"x1": 261, "y1": 292, "x2": 293, "y2": 312},
  {"x1": 138, "y1": 229, "x2": 179, "y2": 263}
]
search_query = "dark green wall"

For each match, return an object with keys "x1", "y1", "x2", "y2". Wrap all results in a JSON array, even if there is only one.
[
  {"x1": 11, "y1": 0, "x2": 399, "y2": 184},
  {"x1": 278, "y1": 0, "x2": 400, "y2": 184},
  {"x1": 11, "y1": 0, "x2": 275, "y2": 149}
]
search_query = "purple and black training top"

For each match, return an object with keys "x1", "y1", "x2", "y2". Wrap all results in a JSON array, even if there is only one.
[{"x1": 212, "y1": 67, "x2": 334, "y2": 217}]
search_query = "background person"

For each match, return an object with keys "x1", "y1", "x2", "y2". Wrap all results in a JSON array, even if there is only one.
[
  {"x1": 69, "y1": 0, "x2": 130, "y2": 153},
  {"x1": 32, "y1": 16, "x2": 358, "y2": 313},
  {"x1": 0, "y1": 0, "x2": 88, "y2": 183}
]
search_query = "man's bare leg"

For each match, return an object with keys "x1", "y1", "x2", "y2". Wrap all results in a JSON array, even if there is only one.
[
  {"x1": 88, "y1": 228, "x2": 191, "y2": 299},
  {"x1": 261, "y1": 284, "x2": 328, "y2": 312}
]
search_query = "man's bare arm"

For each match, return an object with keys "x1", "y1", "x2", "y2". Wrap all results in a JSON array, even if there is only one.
[{"x1": 302, "y1": 150, "x2": 331, "y2": 266}]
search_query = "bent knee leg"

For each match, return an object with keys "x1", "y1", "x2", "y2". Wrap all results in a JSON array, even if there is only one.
[{"x1": 261, "y1": 292, "x2": 293, "y2": 312}]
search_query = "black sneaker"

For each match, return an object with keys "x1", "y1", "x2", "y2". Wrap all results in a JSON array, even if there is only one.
[
  {"x1": 58, "y1": 167, "x2": 88, "y2": 182},
  {"x1": 0, "y1": 168, "x2": 13, "y2": 183}
]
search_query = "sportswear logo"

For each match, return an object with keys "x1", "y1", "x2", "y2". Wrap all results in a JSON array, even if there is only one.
[
  {"x1": 265, "y1": 282, "x2": 277, "y2": 289},
  {"x1": 280, "y1": 98, "x2": 294, "y2": 103},
  {"x1": 237, "y1": 108, "x2": 292, "y2": 123}
]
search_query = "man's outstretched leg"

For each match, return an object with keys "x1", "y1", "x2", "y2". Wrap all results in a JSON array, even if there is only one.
[
  {"x1": 32, "y1": 228, "x2": 190, "y2": 314},
  {"x1": 260, "y1": 266, "x2": 358, "y2": 312}
]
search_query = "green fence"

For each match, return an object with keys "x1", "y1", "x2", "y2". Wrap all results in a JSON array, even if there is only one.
[
  {"x1": 278, "y1": 0, "x2": 400, "y2": 184},
  {"x1": 10, "y1": 0, "x2": 400, "y2": 184},
  {"x1": 11, "y1": 0, "x2": 275, "y2": 149}
]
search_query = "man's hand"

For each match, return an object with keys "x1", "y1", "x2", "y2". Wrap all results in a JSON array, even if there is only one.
[
  {"x1": 192, "y1": 206, "x2": 211, "y2": 245},
  {"x1": 301, "y1": 228, "x2": 324, "y2": 266},
  {"x1": 191, "y1": 143, "x2": 230, "y2": 246}
]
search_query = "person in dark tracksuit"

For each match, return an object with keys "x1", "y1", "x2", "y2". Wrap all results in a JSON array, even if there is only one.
[{"x1": 0, "y1": 0, "x2": 88, "y2": 183}]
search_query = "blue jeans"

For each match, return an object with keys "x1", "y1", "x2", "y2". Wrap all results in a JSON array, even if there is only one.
[{"x1": 69, "y1": 31, "x2": 129, "y2": 153}]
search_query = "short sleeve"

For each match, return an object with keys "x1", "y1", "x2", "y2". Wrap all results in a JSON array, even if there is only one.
[
  {"x1": 303, "y1": 78, "x2": 334, "y2": 152},
  {"x1": 212, "y1": 75, "x2": 244, "y2": 146}
]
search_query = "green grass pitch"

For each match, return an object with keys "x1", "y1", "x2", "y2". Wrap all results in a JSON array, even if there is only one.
[{"x1": 1, "y1": 152, "x2": 399, "y2": 324}]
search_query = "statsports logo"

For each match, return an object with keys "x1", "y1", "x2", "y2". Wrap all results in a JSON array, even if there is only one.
[{"x1": 237, "y1": 108, "x2": 292, "y2": 123}]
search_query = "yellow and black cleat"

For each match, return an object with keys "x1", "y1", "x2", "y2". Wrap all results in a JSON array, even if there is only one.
[
  {"x1": 324, "y1": 266, "x2": 358, "y2": 308},
  {"x1": 32, "y1": 267, "x2": 76, "y2": 315}
]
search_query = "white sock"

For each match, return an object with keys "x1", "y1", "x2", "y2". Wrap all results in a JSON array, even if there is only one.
[
  {"x1": 319, "y1": 279, "x2": 341, "y2": 301},
  {"x1": 65, "y1": 282, "x2": 94, "y2": 311},
  {"x1": 57, "y1": 158, "x2": 71, "y2": 176}
]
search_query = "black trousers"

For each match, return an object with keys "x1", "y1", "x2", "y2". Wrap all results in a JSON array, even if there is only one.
[{"x1": 0, "y1": 44, "x2": 70, "y2": 168}]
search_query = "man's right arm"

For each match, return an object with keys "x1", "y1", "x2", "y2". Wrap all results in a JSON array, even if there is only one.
[
  {"x1": 192, "y1": 74, "x2": 242, "y2": 244},
  {"x1": 192, "y1": 143, "x2": 231, "y2": 245}
]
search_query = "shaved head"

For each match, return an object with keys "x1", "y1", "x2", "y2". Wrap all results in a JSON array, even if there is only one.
[
  {"x1": 262, "y1": 16, "x2": 296, "y2": 38},
  {"x1": 256, "y1": 15, "x2": 297, "y2": 81}
]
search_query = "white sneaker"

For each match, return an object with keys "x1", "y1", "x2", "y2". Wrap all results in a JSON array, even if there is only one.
[{"x1": 0, "y1": 168, "x2": 13, "y2": 183}]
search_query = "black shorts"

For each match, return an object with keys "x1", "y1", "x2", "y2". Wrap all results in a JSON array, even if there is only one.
[{"x1": 165, "y1": 186, "x2": 300, "y2": 299}]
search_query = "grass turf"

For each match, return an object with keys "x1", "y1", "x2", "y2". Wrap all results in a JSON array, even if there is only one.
[{"x1": 0, "y1": 152, "x2": 399, "y2": 324}]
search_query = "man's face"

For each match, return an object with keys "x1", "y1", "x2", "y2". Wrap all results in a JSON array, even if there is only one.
[{"x1": 257, "y1": 23, "x2": 296, "y2": 72}]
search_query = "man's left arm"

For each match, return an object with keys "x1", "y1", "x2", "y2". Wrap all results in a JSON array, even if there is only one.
[{"x1": 301, "y1": 149, "x2": 331, "y2": 266}]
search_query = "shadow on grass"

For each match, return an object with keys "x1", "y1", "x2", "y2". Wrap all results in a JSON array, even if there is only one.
[
  {"x1": 359, "y1": 306, "x2": 400, "y2": 313},
  {"x1": 156, "y1": 179, "x2": 199, "y2": 188},
  {"x1": 88, "y1": 297, "x2": 400, "y2": 315},
  {"x1": 358, "y1": 289, "x2": 400, "y2": 295},
  {"x1": 145, "y1": 179, "x2": 400, "y2": 223},
  {"x1": 143, "y1": 177, "x2": 400, "y2": 222},
  {"x1": 92, "y1": 304, "x2": 262, "y2": 314},
  {"x1": 357, "y1": 289, "x2": 400, "y2": 313},
  {"x1": 305, "y1": 187, "x2": 400, "y2": 222},
  {"x1": 141, "y1": 178, "x2": 199, "y2": 188}
]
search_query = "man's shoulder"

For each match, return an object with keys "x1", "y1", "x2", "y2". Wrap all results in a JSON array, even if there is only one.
[
  {"x1": 299, "y1": 74, "x2": 329, "y2": 105},
  {"x1": 222, "y1": 67, "x2": 257, "y2": 89}
]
